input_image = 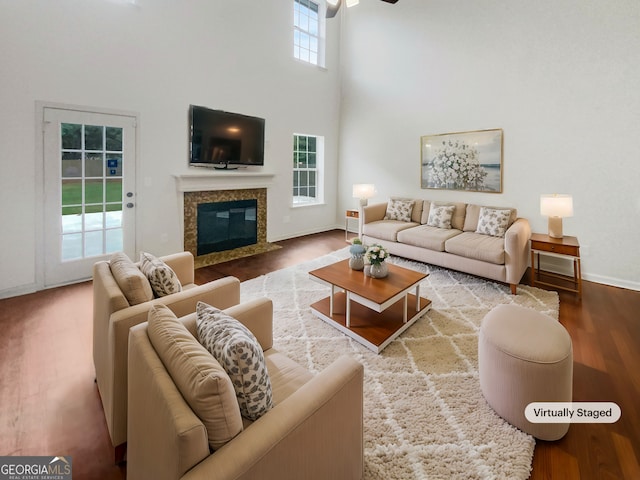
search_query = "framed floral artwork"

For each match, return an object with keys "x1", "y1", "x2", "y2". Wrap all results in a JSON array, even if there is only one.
[{"x1": 420, "y1": 129, "x2": 503, "y2": 192}]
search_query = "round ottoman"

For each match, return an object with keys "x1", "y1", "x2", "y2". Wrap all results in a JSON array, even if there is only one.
[{"x1": 478, "y1": 304, "x2": 573, "y2": 441}]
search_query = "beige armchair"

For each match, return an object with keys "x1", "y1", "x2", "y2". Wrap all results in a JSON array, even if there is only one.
[
  {"x1": 127, "y1": 297, "x2": 364, "y2": 480},
  {"x1": 92, "y1": 251, "x2": 240, "y2": 462}
]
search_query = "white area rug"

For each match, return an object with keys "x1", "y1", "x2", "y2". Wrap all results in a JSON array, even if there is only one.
[{"x1": 240, "y1": 248, "x2": 559, "y2": 479}]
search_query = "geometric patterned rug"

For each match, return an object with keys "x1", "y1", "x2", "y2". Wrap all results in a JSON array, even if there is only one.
[{"x1": 240, "y1": 247, "x2": 559, "y2": 479}]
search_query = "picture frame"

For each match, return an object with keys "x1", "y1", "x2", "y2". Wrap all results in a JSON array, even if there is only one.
[{"x1": 421, "y1": 128, "x2": 503, "y2": 193}]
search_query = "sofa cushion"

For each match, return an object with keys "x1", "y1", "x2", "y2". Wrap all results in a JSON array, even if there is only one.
[
  {"x1": 147, "y1": 304, "x2": 243, "y2": 451},
  {"x1": 109, "y1": 252, "x2": 154, "y2": 306},
  {"x1": 397, "y1": 225, "x2": 463, "y2": 252},
  {"x1": 476, "y1": 207, "x2": 512, "y2": 237},
  {"x1": 363, "y1": 220, "x2": 419, "y2": 242},
  {"x1": 421, "y1": 201, "x2": 431, "y2": 222},
  {"x1": 445, "y1": 232, "x2": 506, "y2": 265},
  {"x1": 139, "y1": 251, "x2": 182, "y2": 297},
  {"x1": 409, "y1": 198, "x2": 424, "y2": 223},
  {"x1": 264, "y1": 349, "x2": 313, "y2": 404},
  {"x1": 384, "y1": 198, "x2": 415, "y2": 222},
  {"x1": 426, "y1": 204, "x2": 455, "y2": 229},
  {"x1": 196, "y1": 302, "x2": 274, "y2": 421},
  {"x1": 421, "y1": 202, "x2": 467, "y2": 230},
  {"x1": 464, "y1": 204, "x2": 517, "y2": 232}
]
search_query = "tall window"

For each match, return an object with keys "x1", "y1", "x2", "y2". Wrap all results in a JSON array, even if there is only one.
[
  {"x1": 293, "y1": 134, "x2": 323, "y2": 206},
  {"x1": 293, "y1": 0, "x2": 324, "y2": 66}
]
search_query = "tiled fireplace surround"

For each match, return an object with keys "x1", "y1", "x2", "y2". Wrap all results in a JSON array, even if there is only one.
[{"x1": 175, "y1": 172, "x2": 278, "y2": 268}]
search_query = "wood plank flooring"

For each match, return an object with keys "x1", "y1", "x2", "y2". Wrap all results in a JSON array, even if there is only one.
[{"x1": 1, "y1": 229, "x2": 638, "y2": 479}]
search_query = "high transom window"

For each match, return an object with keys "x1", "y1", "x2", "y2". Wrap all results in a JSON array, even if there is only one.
[{"x1": 293, "y1": 0, "x2": 324, "y2": 66}]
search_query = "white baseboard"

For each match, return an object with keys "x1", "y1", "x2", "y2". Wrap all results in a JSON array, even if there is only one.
[
  {"x1": 582, "y1": 273, "x2": 640, "y2": 292},
  {"x1": 0, "y1": 283, "x2": 38, "y2": 300},
  {"x1": 268, "y1": 224, "x2": 345, "y2": 243},
  {"x1": 536, "y1": 256, "x2": 639, "y2": 292}
]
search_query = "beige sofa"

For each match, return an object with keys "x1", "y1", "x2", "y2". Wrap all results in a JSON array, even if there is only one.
[
  {"x1": 127, "y1": 297, "x2": 364, "y2": 480},
  {"x1": 362, "y1": 199, "x2": 531, "y2": 294},
  {"x1": 92, "y1": 251, "x2": 241, "y2": 461}
]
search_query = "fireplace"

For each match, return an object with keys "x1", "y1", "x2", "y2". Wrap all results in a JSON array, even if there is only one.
[
  {"x1": 197, "y1": 199, "x2": 257, "y2": 255},
  {"x1": 183, "y1": 188, "x2": 278, "y2": 268}
]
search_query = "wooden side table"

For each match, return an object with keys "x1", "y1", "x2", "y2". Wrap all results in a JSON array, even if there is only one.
[
  {"x1": 530, "y1": 233, "x2": 582, "y2": 297},
  {"x1": 345, "y1": 209, "x2": 359, "y2": 241}
]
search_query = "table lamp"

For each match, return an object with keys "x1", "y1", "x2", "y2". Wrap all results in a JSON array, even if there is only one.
[
  {"x1": 540, "y1": 194, "x2": 573, "y2": 238},
  {"x1": 352, "y1": 184, "x2": 376, "y2": 207},
  {"x1": 352, "y1": 184, "x2": 375, "y2": 238}
]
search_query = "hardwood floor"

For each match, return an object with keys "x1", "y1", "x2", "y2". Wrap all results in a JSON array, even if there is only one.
[
  {"x1": 1, "y1": 229, "x2": 638, "y2": 479},
  {"x1": 529, "y1": 280, "x2": 640, "y2": 479}
]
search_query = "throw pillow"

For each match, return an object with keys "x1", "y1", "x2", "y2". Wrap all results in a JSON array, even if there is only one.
[
  {"x1": 109, "y1": 252, "x2": 154, "y2": 305},
  {"x1": 196, "y1": 302, "x2": 274, "y2": 421},
  {"x1": 384, "y1": 199, "x2": 415, "y2": 222},
  {"x1": 426, "y1": 204, "x2": 456, "y2": 229},
  {"x1": 147, "y1": 304, "x2": 243, "y2": 450},
  {"x1": 464, "y1": 204, "x2": 516, "y2": 232},
  {"x1": 139, "y1": 251, "x2": 182, "y2": 297},
  {"x1": 476, "y1": 207, "x2": 512, "y2": 237}
]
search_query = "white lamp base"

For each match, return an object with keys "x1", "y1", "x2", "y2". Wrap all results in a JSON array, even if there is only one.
[
  {"x1": 357, "y1": 202, "x2": 367, "y2": 238},
  {"x1": 548, "y1": 216, "x2": 564, "y2": 238}
]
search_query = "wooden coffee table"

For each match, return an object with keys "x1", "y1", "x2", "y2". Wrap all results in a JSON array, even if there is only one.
[{"x1": 308, "y1": 259, "x2": 432, "y2": 353}]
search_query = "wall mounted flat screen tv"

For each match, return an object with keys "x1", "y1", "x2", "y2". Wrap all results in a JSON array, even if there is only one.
[{"x1": 189, "y1": 105, "x2": 265, "y2": 169}]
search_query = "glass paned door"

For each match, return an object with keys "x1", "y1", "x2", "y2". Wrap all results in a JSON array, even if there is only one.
[
  {"x1": 43, "y1": 107, "x2": 137, "y2": 287},
  {"x1": 60, "y1": 123, "x2": 124, "y2": 260}
]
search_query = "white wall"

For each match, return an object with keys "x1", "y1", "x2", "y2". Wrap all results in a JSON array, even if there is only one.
[
  {"x1": 338, "y1": 0, "x2": 640, "y2": 290},
  {"x1": 0, "y1": 0, "x2": 342, "y2": 296}
]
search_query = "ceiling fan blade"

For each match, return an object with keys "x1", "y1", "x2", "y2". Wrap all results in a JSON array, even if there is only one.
[
  {"x1": 326, "y1": 0, "x2": 342, "y2": 18},
  {"x1": 326, "y1": 0, "x2": 397, "y2": 18}
]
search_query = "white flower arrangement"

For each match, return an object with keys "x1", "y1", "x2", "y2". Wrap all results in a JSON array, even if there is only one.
[
  {"x1": 427, "y1": 139, "x2": 488, "y2": 190},
  {"x1": 365, "y1": 244, "x2": 389, "y2": 265}
]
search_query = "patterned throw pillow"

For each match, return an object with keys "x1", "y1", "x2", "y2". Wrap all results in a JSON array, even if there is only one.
[
  {"x1": 139, "y1": 252, "x2": 182, "y2": 297},
  {"x1": 426, "y1": 204, "x2": 456, "y2": 229},
  {"x1": 476, "y1": 207, "x2": 512, "y2": 237},
  {"x1": 384, "y1": 199, "x2": 415, "y2": 222},
  {"x1": 196, "y1": 302, "x2": 273, "y2": 421}
]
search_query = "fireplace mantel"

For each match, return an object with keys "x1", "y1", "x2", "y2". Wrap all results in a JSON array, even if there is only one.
[{"x1": 173, "y1": 171, "x2": 275, "y2": 192}]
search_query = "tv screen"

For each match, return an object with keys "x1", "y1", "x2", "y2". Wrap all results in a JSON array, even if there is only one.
[{"x1": 189, "y1": 105, "x2": 265, "y2": 168}]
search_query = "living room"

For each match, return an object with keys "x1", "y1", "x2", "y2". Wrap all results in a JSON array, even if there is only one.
[{"x1": 0, "y1": 0, "x2": 638, "y2": 478}]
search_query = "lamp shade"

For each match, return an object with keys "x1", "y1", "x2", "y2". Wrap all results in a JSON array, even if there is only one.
[
  {"x1": 352, "y1": 184, "x2": 376, "y2": 200},
  {"x1": 540, "y1": 194, "x2": 573, "y2": 218}
]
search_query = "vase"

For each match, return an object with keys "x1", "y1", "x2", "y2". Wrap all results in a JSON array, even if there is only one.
[
  {"x1": 349, "y1": 244, "x2": 366, "y2": 255},
  {"x1": 369, "y1": 262, "x2": 388, "y2": 279},
  {"x1": 349, "y1": 254, "x2": 365, "y2": 271}
]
